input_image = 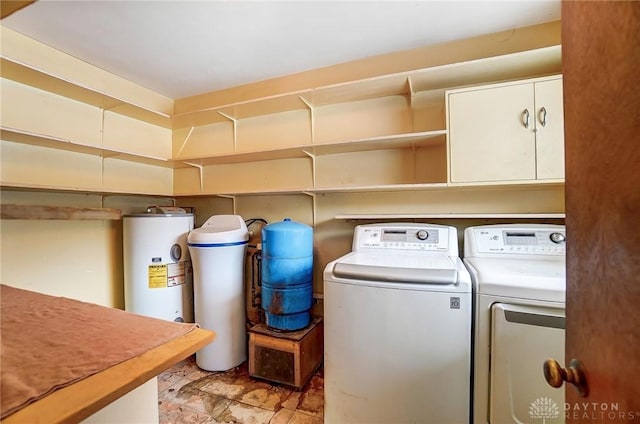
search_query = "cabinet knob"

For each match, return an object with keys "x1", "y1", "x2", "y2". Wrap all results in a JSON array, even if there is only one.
[
  {"x1": 543, "y1": 358, "x2": 589, "y2": 397},
  {"x1": 522, "y1": 109, "x2": 530, "y2": 129}
]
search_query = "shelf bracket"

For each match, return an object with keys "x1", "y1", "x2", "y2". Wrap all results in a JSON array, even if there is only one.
[
  {"x1": 406, "y1": 76, "x2": 416, "y2": 131},
  {"x1": 301, "y1": 191, "x2": 317, "y2": 227},
  {"x1": 299, "y1": 96, "x2": 315, "y2": 144},
  {"x1": 183, "y1": 161, "x2": 204, "y2": 193},
  {"x1": 216, "y1": 194, "x2": 237, "y2": 215},
  {"x1": 100, "y1": 107, "x2": 106, "y2": 148},
  {"x1": 218, "y1": 111, "x2": 238, "y2": 152},
  {"x1": 301, "y1": 150, "x2": 316, "y2": 189},
  {"x1": 175, "y1": 126, "x2": 195, "y2": 158}
]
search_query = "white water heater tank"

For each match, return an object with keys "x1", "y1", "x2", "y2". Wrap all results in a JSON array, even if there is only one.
[{"x1": 123, "y1": 206, "x2": 194, "y2": 322}]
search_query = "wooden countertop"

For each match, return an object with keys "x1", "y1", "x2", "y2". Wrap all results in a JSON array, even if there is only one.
[{"x1": 2, "y1": 326, "x2": 214, "y2": 424}]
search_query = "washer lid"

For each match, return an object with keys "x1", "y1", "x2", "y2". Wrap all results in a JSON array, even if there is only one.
[
  {"x1": 332, "y1": 252, "x2": 461, "y2": 285},
  {"x1": 464, "y1": 257, "x2": 565, "y2": 302},
  {"x1": 187, "y1": 215, "x2": 248, "y2": 246}
]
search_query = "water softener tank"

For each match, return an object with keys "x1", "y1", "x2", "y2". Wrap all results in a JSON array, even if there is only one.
[
  {"x1": 261, "y1": 218, "x2": 313, "y2": 331},
  {"x1": 188, "y1": 215, "x2": 249, "y2": 371}
]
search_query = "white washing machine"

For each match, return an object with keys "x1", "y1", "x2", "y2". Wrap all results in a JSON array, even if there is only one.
[
  {"x1": 323, "y1": 223, "x2": 472, "y2": 424},
  {"x1": 464, "y1": 224, "x2": 566, "y2": 424}
]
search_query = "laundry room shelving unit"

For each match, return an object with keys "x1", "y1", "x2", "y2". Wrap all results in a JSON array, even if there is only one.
[
  {"x1": 0, "y1": 27, "x2": 175, "y2": 196},
  {"x1": 1, "y1": 22, "x2": 565, "y2": 217},
  {"x1": 172, "y1": 46, "x2": 563, "y2": 196}
]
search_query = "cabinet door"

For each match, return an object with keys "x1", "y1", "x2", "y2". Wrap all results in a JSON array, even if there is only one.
[
  {"x1": 534, "y1": 78, "x2": 565, "y2": 179},
  {"x1": 448, "y1": 83, "x2": 536, "y2": 183}
]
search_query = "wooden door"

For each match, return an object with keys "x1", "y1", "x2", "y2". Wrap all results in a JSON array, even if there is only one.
[
  {"x1": 534, "y1": 78, "x2": 565, "y2": 180},
  {"x1": 562, "y1": 1, "x2": 640, "y2": 421},
  {"x1": 448, "y1": 83, "x2": 536, "y2": 183}
]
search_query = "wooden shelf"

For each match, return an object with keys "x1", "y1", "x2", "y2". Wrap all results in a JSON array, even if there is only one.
[
  {"x1": 1, "y1": 22, "x2": 563, "y2": 203},
  {"x1": 2, "y1": 127, "x2": 444, "y2": 170},
  {"x1": 0, "y1": 57, "x2": 172, "y2": 129},
  {"x1": 171, "y1": 180, "x2": 565, "y2": 198},
  {"x1": 1, "y1": 127, "x2": 176, "y2": 168},
  {"x1": 0, "y1": 204, "x2": 122, "y2": 220},
  {"x1": 175, "y1": 130, "x2": 446, "y2": 166},
  {"x1": 408, "y1": 45, "x2": 561, "y2": 93},
  {"x1": 313, "y1": 183, "x2": 449, "y2": 194},
  {"x1": 174, "y1": 187, "x2": 310, "y2": 197},
  {"x1": 172, "y1": 45, "x2": 561, "y2": 128},
  {"x1": 307, "y1": 131, "x2": 446, "y2": 156},
  {"x1": 0, "y1": 181, "x2": 174, "y2": 197},
  {"x1": 173, "y1": 91, "x2": 313, "y2": 127},
  {"x1": 335, "y1": 213, "x2": 565, "y2": 220}
]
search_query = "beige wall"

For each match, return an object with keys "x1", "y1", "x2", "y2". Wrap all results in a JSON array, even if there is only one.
[
  {"x1": 0, "y1": 190, "x2": 173, "y2": 307},
  {"x1": 1, "y1": 185, "x2": 564, "y2": 312},
  {"x1": 177, "y1": 187, "x2": 565, "y2": 317}
]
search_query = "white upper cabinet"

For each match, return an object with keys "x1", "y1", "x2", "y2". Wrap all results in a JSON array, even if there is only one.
[
  {"x1": 533, "y1": 78, "x2": 565, "y2": 180},
  {"x1": 447, "y1": 75, "x2": 564, "y2": 184}
]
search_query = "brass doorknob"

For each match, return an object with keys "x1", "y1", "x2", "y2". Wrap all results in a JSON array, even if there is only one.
[{"x1": 544, "y1": 358, "x2": 589, "y2": 397}]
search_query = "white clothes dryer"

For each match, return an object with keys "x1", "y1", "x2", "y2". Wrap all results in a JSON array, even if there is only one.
[
  {"x1": 464, "y1": 224, "x2": 566, "y2": 424},
  {"x1": 324, "y1": 223, "x2": 472, "y2": 424}
]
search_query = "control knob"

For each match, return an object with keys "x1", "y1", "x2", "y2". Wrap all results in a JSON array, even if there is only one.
[
  {"x1": 416, "y1": 230, "x2": 429, "y2": 240},
  {"x1": 550, "y1": 232, "x2": 566, "y2": 244}
]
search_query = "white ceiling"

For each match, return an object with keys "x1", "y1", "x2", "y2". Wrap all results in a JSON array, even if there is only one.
[{"x1": 2, "y1": 0, "x2": 560, "y2": 100}]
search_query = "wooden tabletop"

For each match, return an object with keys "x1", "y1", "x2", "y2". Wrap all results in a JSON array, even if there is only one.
[{"x1": 2, "y1": 327, "x2": 214, "y2": 424}]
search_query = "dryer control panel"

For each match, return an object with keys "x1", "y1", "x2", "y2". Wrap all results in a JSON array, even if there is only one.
[{"x1": 465, "y1": 225, "x2": 566, "y2": 256}]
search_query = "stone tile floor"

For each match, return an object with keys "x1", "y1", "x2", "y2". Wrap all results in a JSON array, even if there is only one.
[{"x1": 158, "y1": 355, "x2": 324, "y2": 424}]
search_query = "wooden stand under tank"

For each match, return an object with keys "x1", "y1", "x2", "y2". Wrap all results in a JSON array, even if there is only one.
[{"x1": 248, "y1": 317, "x2": 323, "y2": 389}]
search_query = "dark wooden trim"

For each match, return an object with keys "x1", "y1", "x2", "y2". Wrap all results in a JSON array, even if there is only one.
[
  {"x1": 0, "y1": 1, "x2": 36, "y2": 19},
  {"x1": 0, "y1": 204, "x2": 122, "y2": 220}
]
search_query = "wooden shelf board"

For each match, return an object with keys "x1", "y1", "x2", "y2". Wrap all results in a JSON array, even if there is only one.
[
  {"x1": 175, "y1": 130, "x2": 446, "y2": 166},
  {"x1": 172, "y1": 90, "x2": 313, "y2": 128},
  {"x1": 0, "y1": 57, "x2": 172, "y2": 128},
  {"x1": 177, "y1": 148, "x2": 309, "y2": 167},
  {"x1": 173, "y1": 179, "x2": 564, "y2": 197},
  {"x1": 0, "y1": 204, "x2": 122, "y2": 220},
  {"x1": 335, "y1": 213, "x2": 566, "y2": 220},
  {"x1": 446, "y1": 179, "x2": 565, "y2": 189},
  {"x1": 410, "y1": 45, "x2": 562, "y2": 92},
  {"x1": 1, "y1": 127, "x2": 175, "y2": 168},
  {"x1": 313, "y1": 183, "x2": 450, "y2": 193},
  {"x1": 308, "y1": 131, "x2": 446, "y2": 155},
  {"x1": 307, "y1": 74, "x2": 410, "y2": 106},
  {"x1": 173, "y1": 45, "x2": 561, "y2": 126},
  {"x1": 0, "y1": 181, "x2": 173, "y2": 198},
  {"x1": 174, "y1": 188, "x2": 311, "y2": 197}
]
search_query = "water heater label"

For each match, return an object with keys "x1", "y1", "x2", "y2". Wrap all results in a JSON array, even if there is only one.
[
  {"x1": 148, "y1": 261, "x2": 191, "y2": 288},
  {"x1": 167, "y1": 262, "x2": 189, "y2": 287},
  {"x1": 148, "y1": 264, "x2": 168, "y2": 288}
]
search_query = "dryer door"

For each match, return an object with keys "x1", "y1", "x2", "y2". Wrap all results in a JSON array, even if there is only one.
[{"x1": 490, "y1": 303, "x2": 565, "y2": 424}]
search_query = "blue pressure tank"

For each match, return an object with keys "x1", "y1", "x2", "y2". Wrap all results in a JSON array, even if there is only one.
[{"x1": 261, "y1": 218, "x2": 313, "y2": 331}]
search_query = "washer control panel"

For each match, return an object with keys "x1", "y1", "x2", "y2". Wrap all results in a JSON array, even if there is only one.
[
  {"x1": 353, "y1": 224, "x2": 453, "y2": 252},
  {"x1": 472, "y1": 227, "x2": 566, "y2": 255}
]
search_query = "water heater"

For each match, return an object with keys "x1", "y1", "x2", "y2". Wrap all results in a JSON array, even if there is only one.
[{"x1": 123, "y1": 206, "x2": 194, "y2": 322}]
